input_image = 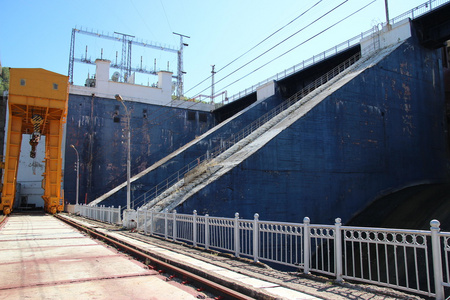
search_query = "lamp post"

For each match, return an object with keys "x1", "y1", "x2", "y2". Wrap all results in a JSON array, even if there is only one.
[
  {"x1": 70, "y1": 144, "x2": 79, "y2": 205},
  {"x1": 115, "y1": 94, "x2": 131, "y2": 211}
]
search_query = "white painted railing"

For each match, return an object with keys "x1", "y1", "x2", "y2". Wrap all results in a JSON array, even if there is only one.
[
  {"x1": 66, "y1": 204, "x2": 122, "y2": 224},
  {"x1": 135, "y1": 210, "x2": 449, "y2": 299}
]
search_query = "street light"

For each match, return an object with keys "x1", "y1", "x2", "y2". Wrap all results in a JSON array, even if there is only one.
[
  {"x1": 115, "y1": 94, "x2": 131, "y2": 211},
  {"x1": 70, "y1": 144, "x2": 79, "y2": 205}
]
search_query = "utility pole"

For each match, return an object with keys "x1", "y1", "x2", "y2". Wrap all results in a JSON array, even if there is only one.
[
  {"x1": 173, "y1": 32, "x2": 190, "y2": 99},
  {"x1": 211, "y1": 65, "x2": 215, "y2": 104},
  {"x1": 384, "y1": 0, "x2": 391, "y2": 30},
  {"x1": 115, "y1": 94, "x2": 131, "y2": 211}
]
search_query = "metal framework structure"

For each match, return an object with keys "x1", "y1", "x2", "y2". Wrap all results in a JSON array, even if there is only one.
[
  {"x1": 67, "y1": 28, "x2": 186, "y2": 97},
  {"x1": 1, "y1": 68, "x2": 69, "y2": 215}
]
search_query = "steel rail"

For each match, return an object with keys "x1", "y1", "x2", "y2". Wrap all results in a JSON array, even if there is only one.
[
  {"x1": 0, "y1": 215, "x2": 7, "y2": 229},
  {"x1": 54, "y1": 214, "x2": 255, "y2": 300}
]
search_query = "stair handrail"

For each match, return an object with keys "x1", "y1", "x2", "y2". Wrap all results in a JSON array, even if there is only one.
[{"x1": 133, "y1": 52, "x2": 361, "y2": 209}]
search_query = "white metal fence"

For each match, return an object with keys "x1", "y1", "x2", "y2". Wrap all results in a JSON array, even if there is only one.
[
  {"x1": 135, "y1": 210, "x2": 450, "y2": 299},
  {"x1": 66, "y1": 204, "x2": 122, "y2": 224}
]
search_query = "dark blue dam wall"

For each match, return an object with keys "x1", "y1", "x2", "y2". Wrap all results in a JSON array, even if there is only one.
[
  {"x1": 63, "y1": 96, "x2": 214, "y2": 204},
  {"x1": 100, "y1": 92, "x2": 285, "y2": 207},
  {"x1": 177, "y1": 35, "x2": 449, "y2": 224}
]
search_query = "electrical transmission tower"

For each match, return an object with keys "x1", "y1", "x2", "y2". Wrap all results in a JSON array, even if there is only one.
[
  {"x1": 68, "y1": 28, "x2": 189, "y2": 98},
  {"x1": 114, "y1": 31, "x2": 135, "y2": 82}
]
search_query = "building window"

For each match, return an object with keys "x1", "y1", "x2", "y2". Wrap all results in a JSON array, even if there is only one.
[
  {"x1": 187, "y1": 111, "x2": 196, "y2": 121},
  {"x1": 114, "y1": 105, "x2": 120, "y2": 123},
  {"x1": 199, "y1": 112, "x2": 207, "y2": 123},
  {"x1": 20, "y1": 79, "x2": 26, "y2": 86},
  {"x1": 53, "y1": 83, "x2": 59, "y2": 90}
]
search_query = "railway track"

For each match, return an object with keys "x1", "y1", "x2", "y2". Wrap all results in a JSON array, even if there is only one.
[{"x1": 55, "y1": 214, "x2": 255, "y2": 300}]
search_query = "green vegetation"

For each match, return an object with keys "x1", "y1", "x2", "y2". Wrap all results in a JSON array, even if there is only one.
[
  {"x1": 0, "y1": 67, "x2": 9, "y2": 95},
  {"x1": 171, "y1": 95, "x2": 210, "y2": 104}
]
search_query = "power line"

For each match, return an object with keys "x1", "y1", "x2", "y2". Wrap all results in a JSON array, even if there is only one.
[
  {"x1": 217, "y1": 0, "x2": 377, "y2": 94},
  {"x1": 192, "y1": 0, "x2": 349, "y2": 97},
  {"x1": 185, "y1": 0, "x2": 324, "y2": 95},
  {"x1": 129, "y1": 0, "x2": 156, "y2": 40}
]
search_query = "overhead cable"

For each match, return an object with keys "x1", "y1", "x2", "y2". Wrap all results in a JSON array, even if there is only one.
[
  {"x1": 217, "y1": 0, "x2": 377, "y2": 94},
  {"x1": 185, "y1": 0, "x2": 324, "y2": 95},
  {"x1": 193, "y1": 0, "x2": 349, "y2": 97}
]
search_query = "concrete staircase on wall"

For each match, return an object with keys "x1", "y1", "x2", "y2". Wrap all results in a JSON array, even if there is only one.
[{"x1": 141, "y1": 42, "x2": 404, "y2": 213}]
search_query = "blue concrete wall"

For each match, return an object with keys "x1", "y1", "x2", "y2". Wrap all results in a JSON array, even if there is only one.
[
  {"x1": 100, "y1": 92, "x2": 285, "y2": 207},
  {"x1": 64, "y1": 96, "x2": 214, "y2": 204},
  {"x1": 176, "y1": 33, "x2": 449, "y2": 224},
  {"x1": 64, "y1": 91, "x2": 284, "y2": 206}
]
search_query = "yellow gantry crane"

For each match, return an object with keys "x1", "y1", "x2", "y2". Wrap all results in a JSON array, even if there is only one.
[{"x1": 0, "y1": 68, "x2": 68, "y2": 215}]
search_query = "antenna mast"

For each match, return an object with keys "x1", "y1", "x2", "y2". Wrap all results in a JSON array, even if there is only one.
[
  {"x1": 173, "y1": 32, "x2": 190, "y2": 99},
  {"x1": 211, "y1": 65, "x2": 216, "y2": 104}
]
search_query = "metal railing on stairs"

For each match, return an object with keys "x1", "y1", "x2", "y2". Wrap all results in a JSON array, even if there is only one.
[{"x1": 133, "y1": 52, "x2": 362, "y2": 209}]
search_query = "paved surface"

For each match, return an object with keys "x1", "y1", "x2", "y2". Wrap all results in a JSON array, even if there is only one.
[
  {"x1": 60, "y1": 213, "x2": 425, "y2": 300},
  {"x1": 0, "y1": 213, "x2": 212, "y2": 300}
]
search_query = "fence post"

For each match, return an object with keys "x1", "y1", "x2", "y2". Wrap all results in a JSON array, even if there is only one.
[
  {"x1": 205, "y1": 214, "x2": 210, "y2": 250},
  {"x1": 144, "y1": 209, "x2": 148, "y2": 234},
  {"x1": 430, "y1": 220, "x2": 444, "y2": 300},
  {"x1": 234, "y1": 213, "x2": 240, "y2": 258},
  {"x1": 303, "y1": 217, "x2": 311, "y2": 274},
  {"x1": 334, "y1": 218, "x2": 343, "y2": 282},
  {"x1": 164, "y1": 209, "x2": 168, "y2": 240},
  {"x1": 136, "y1": 209, "x2": 140, "y2": 231},
  {"x1": 111, "y1": 206, "x2": 115, "y2": 224},
  {"x1": 253, "y1": 213, "x2": 259, "y2": 262},
  {"x1": 173, "y1": 210, "x2": 177, "y2": 241},
  {"x1": 193, "y1": 210, "x2": 197, "y2": 247},
  {"x1": 150, "y1": 210, "x2": 154, "y2": 235}
]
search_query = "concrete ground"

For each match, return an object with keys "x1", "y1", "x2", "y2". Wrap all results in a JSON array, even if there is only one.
[{"x1": 0, "y1": 213, "x2": 215, "y2": 300}]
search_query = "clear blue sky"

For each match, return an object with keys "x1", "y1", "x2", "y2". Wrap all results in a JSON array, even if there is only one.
[{"x1": 0, "y1": 0, "x2": 431, "y2": 100}]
